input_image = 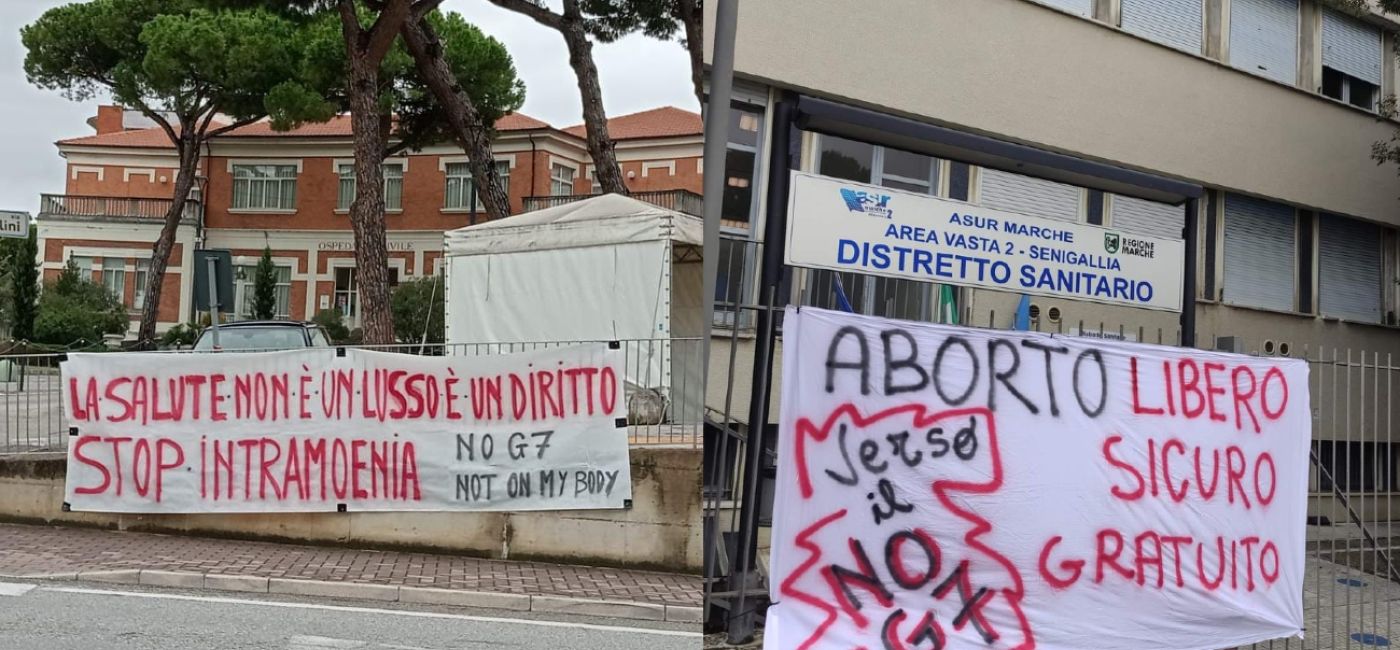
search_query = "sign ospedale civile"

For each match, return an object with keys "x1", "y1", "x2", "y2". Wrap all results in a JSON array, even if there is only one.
[{"x1": 784, "y1": 172, "x2": 1185, "y2": 312}]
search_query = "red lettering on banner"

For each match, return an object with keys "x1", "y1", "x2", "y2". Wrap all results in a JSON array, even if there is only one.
[
  {"x1": 1130, "y1": 357, "x2": 1163, "y2": 416},
  {"x1": 1202, "y1": 362, "x2": 1227, "y2": 423},
  {"x1": 1037, "y1": 536, "x2": 1084, "y2": 590}
]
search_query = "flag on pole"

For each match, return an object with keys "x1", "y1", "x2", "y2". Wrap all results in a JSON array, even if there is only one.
[
  {"x1": 1013, "y1": 294, "x2": 1032, "y2": 331},
  {"x1": 832, "y1": 274, "x2": 854, "y2": 313},
  {"x1": 936, "y1": 285, "x2": 958, "y2": 325}
]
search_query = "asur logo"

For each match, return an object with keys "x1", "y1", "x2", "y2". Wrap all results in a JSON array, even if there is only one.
[
  {"x1": 839, "y1": 188, "x2": 894, "y2": 219},
  {"x1": 1104, "y1": 232, "x2": 1121, "y2": 254}
]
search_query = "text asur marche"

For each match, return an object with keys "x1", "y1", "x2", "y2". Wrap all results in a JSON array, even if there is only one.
[
  {"x1": 837, "y1": 212, "x2": 1160, "y2": 303},
  {"x1": 64, "y1": 362, "x2": 624, "y2": 504},
  {"x1": 821, "y1": 327, "x2": 1291, "y2": 595}
]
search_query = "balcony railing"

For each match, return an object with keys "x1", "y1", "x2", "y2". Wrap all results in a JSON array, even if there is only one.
[
  {"x1": 39, "y1": 194, "x2": 201, "y2": 222},
  {"x1": 522, "y1": 189, "x2": 702, "y2": 217}
]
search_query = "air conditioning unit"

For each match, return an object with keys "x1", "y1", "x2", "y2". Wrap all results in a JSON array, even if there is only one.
[{"x1": 1215, "y1": 336, "x2": 1245, "y2": 354}]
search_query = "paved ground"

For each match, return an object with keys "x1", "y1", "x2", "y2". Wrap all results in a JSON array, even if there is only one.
[
  {"x1": 0, "y1": 578, "x2": 698, "y2": 649},
  {"x1": 0, "y1": 523, "x2": 700, "y2": 608}
]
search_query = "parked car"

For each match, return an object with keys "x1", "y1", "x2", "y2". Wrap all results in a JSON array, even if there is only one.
[{"x1": 192, "y1": 320, "x2": 334, "y2": 352}]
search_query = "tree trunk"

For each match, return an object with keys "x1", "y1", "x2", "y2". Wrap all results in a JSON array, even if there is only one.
[
  {"x1": 136, "y1": 135, "x2": 200, "y2": 349},
  {"x1": 347, "y1": 54, "x2": 395, "y2": 346},
  {"x1": 400, "y1": 17, "x2": 512, "y2": 221},
  {"x1": 677, "y1": 0, "x2": 703, "y2": 105},
  {"x1": 561, "y1": 0, "x2": 627, "y2": 195}
]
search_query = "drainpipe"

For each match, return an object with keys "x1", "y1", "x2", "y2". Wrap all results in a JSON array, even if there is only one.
[{"x1": 528, "y1": 133, "x2": 538, "y2": 211}]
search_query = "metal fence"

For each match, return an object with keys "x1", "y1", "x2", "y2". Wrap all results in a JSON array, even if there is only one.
[
  {"x1": 0, "y1": 337, "x2": 702, "y2": 453},
  {"x1": 703, "y1": 275, "x2": 1400, "y2": 648}
]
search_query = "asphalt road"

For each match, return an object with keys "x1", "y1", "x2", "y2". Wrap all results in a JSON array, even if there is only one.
[{"x1": 0, "y1": 580, "x2": 701, "y2": 650}]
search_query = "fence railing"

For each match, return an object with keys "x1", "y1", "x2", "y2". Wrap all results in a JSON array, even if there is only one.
[
  {"x1": 39, "y1": 193, "x2": 201, "y2": 222},
  {"x1": 0, "y1": 338, "x2": 702, "y2": 453},
  {"x1": 522, "y1": 189, "x2": 703, "y2": 216}
]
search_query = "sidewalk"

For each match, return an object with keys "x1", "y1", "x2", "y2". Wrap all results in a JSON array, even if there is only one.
[{"x1": 0, "y1": 522, "x2": 701, "y2": 622}]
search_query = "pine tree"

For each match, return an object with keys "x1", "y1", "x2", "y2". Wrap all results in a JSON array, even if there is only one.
[
  {"x1": 252, "y1": 247, "x2": 278, "y2": 320},
  {"x1": 11, "y1": 229, "x2": 38, "y2": 341}
]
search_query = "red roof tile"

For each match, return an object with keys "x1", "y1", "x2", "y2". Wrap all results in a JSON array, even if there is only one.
[
  {"x1": 563, "y1": 107, "x2": 702, "y2": 140},
  {"x1": 58, "y1": 112, "x2": 551, "y2": 147}
]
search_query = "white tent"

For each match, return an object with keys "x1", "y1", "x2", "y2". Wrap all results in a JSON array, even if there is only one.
[{"x1": 443, "y1": 194, "x2": 704, "y2": 424}]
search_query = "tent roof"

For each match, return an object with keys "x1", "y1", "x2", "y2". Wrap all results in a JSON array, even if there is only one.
[{"x1": 443, "y1": 193, "x2": 703, "y2": 256}]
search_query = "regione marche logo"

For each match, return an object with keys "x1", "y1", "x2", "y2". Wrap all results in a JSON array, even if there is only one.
[
  {"x1": 1104, "y1": 232, "x2": 1121, "y2": 254},
  {"x1": 839, "y1": 187, "x2": 894, "y2": 218}
]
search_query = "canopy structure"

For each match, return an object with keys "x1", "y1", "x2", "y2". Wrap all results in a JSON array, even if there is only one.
[{"x1": 443, "y1": 194, "x2": 704, "y2": 426}]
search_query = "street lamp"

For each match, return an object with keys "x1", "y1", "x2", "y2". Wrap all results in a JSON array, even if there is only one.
[{"x1": 235, "y1": 255, "x2": 249, "y2": 280}]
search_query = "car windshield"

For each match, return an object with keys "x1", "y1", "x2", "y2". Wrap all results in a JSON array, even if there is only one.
[{"x1": 194, "y1": 326, "x2": 307, "y2": 351}]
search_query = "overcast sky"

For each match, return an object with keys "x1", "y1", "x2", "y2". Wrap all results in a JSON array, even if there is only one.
[{"x1": 0, "y1": 0, "x2": 697, "y2": 216}]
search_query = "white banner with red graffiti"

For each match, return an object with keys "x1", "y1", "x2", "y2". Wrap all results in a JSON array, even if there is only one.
[
  {"x1": 61, "y1": 344, "x2": 631, "y2": 513},
  {"x1": 766, "y1": 307, "x2": 1308, "y2": 650}
]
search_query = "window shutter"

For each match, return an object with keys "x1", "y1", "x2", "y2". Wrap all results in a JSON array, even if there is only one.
[
  {"x1": 1110, "y1": 194, "x2": 1184, "y2": 239},
  {"x1": 1322, "y1": 9, "x2": 1381, "y2": 85},
  {"x1": 1035, "y1": 0, "x2": 1093, "y2": 16},
  {"x1": 1121, "y1": 0, "x2": 1205, "y2": 53},
  {"x1": 1223, "y1": 194, "x2": 1295, "y2": 311},
  {"x1": 1229, "y1": 0, "x2": 1299, "y2": 85},
  {"x1": 978, "y1": 168, "x2": 1081, "y2": 223},
  {"x1": 1318, "y1": 215, "x2": 1382, "y2": 322}
]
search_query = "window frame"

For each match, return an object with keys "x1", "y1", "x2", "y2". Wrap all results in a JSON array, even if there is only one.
[
  {"x1": 233, "y1": 263, "x2": 294, "y2": 320},
  {"x1": 443, "y1": 160, "x2": 511, "y2": 212},
  {"x1": 231, "y1": 163, "x2": 299, "y2": 211},
  {"x1": 550, "y1": 163, "x2": 576, "y2": 196},
  {"x1": 336, "y1": 161, "x2": 406, "y2": 212}
]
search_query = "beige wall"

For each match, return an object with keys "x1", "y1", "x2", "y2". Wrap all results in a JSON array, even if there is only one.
[
  {"x1": 0, "y1": 448, "x2": 702, "y2": 573},
  {"x1": 710, "y1": 0, "x2": 1400, "y2": 225}
]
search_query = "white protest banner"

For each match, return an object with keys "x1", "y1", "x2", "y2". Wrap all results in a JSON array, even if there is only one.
[
  {"x1": 61, "y1": 344, "x2": 631, "y2": 513},
  {"x1": 766, "y1": 307, "x2": 1308, "y2": 650},
  {"x1": 785, "y1": 171, "x2": 1185, "y2": 311}
]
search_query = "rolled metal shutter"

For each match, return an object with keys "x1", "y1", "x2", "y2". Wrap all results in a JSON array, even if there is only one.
[
  {"x1": 1121, "y1": 0, "x2": 1205, "y2": 53},
  {"x1": 1223, "y1": 194, "x2": 1295, "y2": 311},
  {"x1": 1322, "y1": 9, "x2": 1382, "y2": 84},
  {"x1": 1036, "y1": 0, "x2": 1093, "y2": 16},
  {"x1": 978, "y1": 168, "x2": 1081, "y2": 223},
  {"x1": 1318, "y1": 215, "x2": 1382, "y2": 322},
  {"x1": 1229, "y1": 0, "x2": 1299, "y2": 85},
  {"x1": 1110, "y1": 194, "x2": 1184, "y2": 239}
]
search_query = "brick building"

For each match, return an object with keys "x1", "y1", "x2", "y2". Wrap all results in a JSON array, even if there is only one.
[{"x1": 38, "y1": 105, "x2": 702, "y2": 334}]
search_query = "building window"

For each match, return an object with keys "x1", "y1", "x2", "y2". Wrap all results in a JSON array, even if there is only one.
[
  {"x1": 1321, "y1": 9, "x2": 1382, "y2": 110},
  {"x1": 587, "y1": 168, "x2": 602, "y2": 194},
  {"x1": 723, "y1": 103, "x2": 765, "y2": 230},
  {"x1": 1318, "y1": 215, "x2": 1383, "y2": 323},
  {"x1": 550, "y1": 164, "x2": 575, "y2": 196},
  {"x1": 71, "y1": 256, "x2": 95, "y2": 282},
  {"x1": 1120, "y1": 0, "x2": 1205, "y2": 54},
  {"x1": 1110, "y1": 194, "x2": 1184, "y2": 240},
  {"x1": 444, "y1": 161, "x2": 510, "y2": 211},
  {"x1": 234, "y1": 264, "x2": 293, "y2": 320},
  {"x1": 1222, "y1": 193, "x2": 1296, "y2": 312},
  {"x1": 338, "y1": 162, "x2": 405, "y2": 211},
  {"x1": 805, "y1": 134, "x2": 944, "y2": 321},
  {"x1": 979, "y1": 168, "x2": 1082, "y2": 223},
  {"x1": 132, "y1": 259, "x2": 149, "y2": 309},
  {"x1": 1229, "y1": 0, "x2": 1299, "y2": 85},
  {"x1": 101, "y1": 258, "x2": 125, "y2": 302},
  {"x1": 232, "y1": 164, "x2": 297, "y2": 210},
  {"x1": 1035, "y1": 0, "x2": 1093, "y2": 16}
]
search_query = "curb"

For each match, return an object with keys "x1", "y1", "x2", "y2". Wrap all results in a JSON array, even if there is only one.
[{"x1": 0, "y1": 570, "x2": 702, "y2": 624}]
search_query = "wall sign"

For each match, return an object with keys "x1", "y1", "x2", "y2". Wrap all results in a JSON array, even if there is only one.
[
  {"x1": 61, "y1": 344, "x2": 631, "y2": 513},
  {"x1": 0, "y1": 211, "x2": 29, "y2": 239},
  {"x1": 785, "y1": 172, "x2": 1186, "y2": 311},
  {"x1": 766, "y1": 307, "x2": 1307, "y2": 650}
]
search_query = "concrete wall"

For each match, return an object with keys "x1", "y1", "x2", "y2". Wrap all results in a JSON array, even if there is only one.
[
  {"x1": 709, "y1": 0, "x2": 1400, "y2": 226},
  {"x1": 0, "y1": 447, "x2": 702, "y2": 573}
]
